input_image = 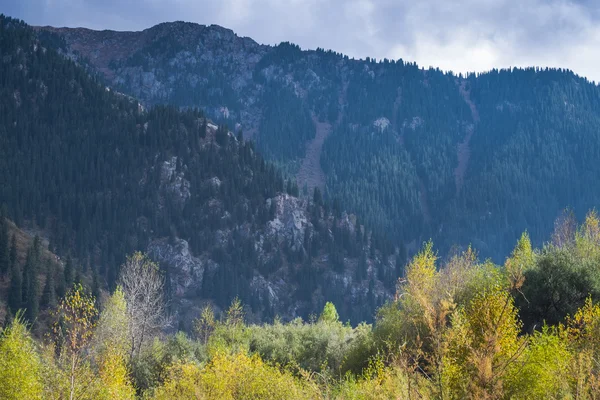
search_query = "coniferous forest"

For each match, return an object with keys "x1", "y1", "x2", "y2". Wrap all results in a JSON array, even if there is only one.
[
  {"x1": 0, "y1": 15, "x2": 398, "y2": 327},
  {"x1": 3, "y1": 11, "x2": 600, "y2": 400},
  {"x1": 47, "y1": 22, "x2": 600, "y2": 261}
]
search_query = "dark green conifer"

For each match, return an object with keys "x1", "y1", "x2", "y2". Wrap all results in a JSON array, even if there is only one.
[
  {"x1": 0, "y1": 214, "x2": 9, "y2": 275},
  {"x1": 41, "y1": 260, "x2": 57, "y2": 310},
  {"x1": 8, "y1": 259, "x2": 22, "y2": 312},
  {"x1": 64, "y1": 254, "x2": 75, "y2": 289},
  {"x1": 22, "y1": 245, "x2": 40, "y2": 322},
  {"x1": 9, "y1": 234, "x2": 17, "y2": 270},
  {"x1": 91, "y1": 265, "x2": 101, "y2": 305}
]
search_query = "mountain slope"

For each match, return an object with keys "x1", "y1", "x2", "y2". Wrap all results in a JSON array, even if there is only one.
[
  {"x1": 0, "y1": 15, "x2": 400, "y2": 326},
  {"x1": 43, "y1": 21, "x2": 600, "y2": 260}
]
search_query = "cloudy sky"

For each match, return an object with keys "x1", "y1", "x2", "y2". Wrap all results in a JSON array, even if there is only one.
[{"x1": 3, "y1": 0, "x2": 600, "y2": 82}]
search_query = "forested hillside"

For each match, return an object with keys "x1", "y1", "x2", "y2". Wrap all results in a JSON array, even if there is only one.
[
  {"x1": 44, "y1": 21, "x2": 600, "y2": 259},
  {"x1": 0, "y1": 15, "x2": 400, "y2": 327}
]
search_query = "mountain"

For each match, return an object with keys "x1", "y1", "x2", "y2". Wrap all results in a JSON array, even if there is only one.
[
  {"x1": 0, "y1": 15, "x2": 400, "y2": 327},
  {"x1": 41, "y1": 21, "x2": 600, "y2": 260}
]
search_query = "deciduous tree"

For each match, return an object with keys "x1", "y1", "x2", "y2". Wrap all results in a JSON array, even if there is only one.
[
  {"x1": 52, "y1": 284, "x2": 98, "y2": 400},
  {"x1": 119, "y1": 252, "x2": 167, "y2": 359},
  {"x1": 0, "y1": 312, "x2": 43, "y2": 400}
]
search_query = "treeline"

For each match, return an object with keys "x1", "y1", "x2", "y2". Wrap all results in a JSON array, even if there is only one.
[{"x1": 4, "y1": 210, "x2": 600, "y2": 398}]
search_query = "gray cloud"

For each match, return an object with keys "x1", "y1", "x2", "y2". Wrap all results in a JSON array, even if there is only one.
[{"x1": 3, "y1": 0, "x2": 600, "y2": 82}]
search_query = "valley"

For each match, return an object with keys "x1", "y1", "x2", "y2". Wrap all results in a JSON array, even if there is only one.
[{"x1": 2, "y1": 9, "x2": 600, "y2": 399}]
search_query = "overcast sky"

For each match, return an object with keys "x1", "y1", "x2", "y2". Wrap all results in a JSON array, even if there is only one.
[{"x1": 3, "y1": 0, "x2": 599, "y2": 82}]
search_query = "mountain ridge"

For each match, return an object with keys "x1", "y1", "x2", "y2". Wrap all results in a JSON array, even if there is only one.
[
  {"x1": 0, "y1": 15, "x2": 400, "y2": 327},
  {"x1": 42, "y1": 20, "x2": 600, "y2": 261}
]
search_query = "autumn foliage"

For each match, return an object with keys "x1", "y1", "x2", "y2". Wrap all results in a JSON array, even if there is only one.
[{"x1": 4, "y1": 211, "x2": 600, "y2": 398}]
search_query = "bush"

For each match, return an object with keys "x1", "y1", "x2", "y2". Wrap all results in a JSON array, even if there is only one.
[
  {"x1": 249, "y1": 304, "x2": 373, "y2": 375},
  {"x1": 519, "y1": 248, "x2": 600, "y2": 330},
  {"x1": 150, "y1": 352, "x2": 317, "y2": 400}
]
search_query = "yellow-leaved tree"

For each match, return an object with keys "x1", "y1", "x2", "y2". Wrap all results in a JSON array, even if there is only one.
[
  {"x1": 94, "y1": 286, "x2": 135, "y2": 399},
  {"x1": 50, "y1": 284, "x2": 99, "y2": 400},
  {"x1": 562, "y1": 297, "x2": 600, "y2": 396},
  {"x1": 575, "y1": 210, "x2": 600, "y2": 259},
  {"x1": 375, "y1": 242, "x2": 504, "y2": 397},
  {"x1": 374, "y1": 241, "x2": 441, "y2": 360},
  {"x1": 442, "y1": 287, "x2": 525, "y2": 399},
  {"x1": 0, "y1": 312, "x2": 43, "y2": 400},
  {"x1": 504, "y1": 231, "x2": 534, "y2": 293}
]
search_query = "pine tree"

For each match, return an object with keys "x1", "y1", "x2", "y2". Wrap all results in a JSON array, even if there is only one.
[
  {"x1": 74, "y1": 263, "x2": 83, "y2": 287},
  {"x1": 64, "y1": 254, "x2": 75, "y2": 289},
  {"x1": 31, "y1": 235, "x2": 41, "y2": 262},
  {"x1": 21, "y1": 250, "x2": 31, "y2": 308},
  {"x1": 91, "y1": 265, "x2": 101, "y2": 305},
  {"x1": 8, "y1": 234, "x2": 16, "y2": 271},
  {"x1": 0, "y1": 215, "x2": 9, "y2": 275},
  {"x1": 8, "y1": 260, "x2": 22, "y2": 313},
  {"x1": 41, "y1": 260, "x2": 56, "y2": 310},
  {"x1": 25, "y1": 274, "x2": 40, "y2": 324},
  {"x1": 200, "y1": 118, "x2": 207, "y2": 138},
  {"x1": 22, "y1": 246, "x2": 40, "y2": 323},
  {"x1": 395, "y1": 246, "x2": 406, "y2": 279},
  {"x1": 357, "y1": 252, "x2": 368, "y2": 281},
  {"x1": 57, "y1": 271, "x2": 66, "y2": 300},
  {"x1": 313, "y1": 187, "x2": 323, "y2": 205},
  {"x1": 368, "y1": 278, "x2": 376, "y2": 311},
  {"x1": 2, "y1": 308, "x2": 13, "y2": 329},
  {"x1": 216, "y1": 125, "x2": 228, "y2": 146}
]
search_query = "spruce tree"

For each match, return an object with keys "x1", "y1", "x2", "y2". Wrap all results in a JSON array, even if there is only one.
[
  {"x1": 0, "y1": 215, "x2": 9, "y2": 275},
  {"x1": 31, "y1": 235, "x2": 41, "y2": 262},
  {"x1": 22, "y1": 246, "x2": 40, "y2": 322},
  {"x1": 2, "y1": 307, "x2": 13, "y2": 329},
  {"x1": 357, "y1": 252, "x2": 368, "y2": 281},
  {"x1": 74, "y1": 264, "x2": 83, "y2": 287},
  {"x1": 25, "y1": 273, "x2": 40, "y2": 323},
  {"x1": 21, "y1": 249, "x2": 32, "y2": 306},
  {"x1": 8, "y1": 234, "x2": 17, "y2": 271},
  {"x1": 8, "y1": 259, "x2": 22, "y2": 312},
  {"x1": 41, "y1": 260, "x2": 57, "y2": 310},
  {"x1": 64, "y1": 254, "x2": 75, "y2": 289},
  {"x1": 200, "y1": 118, "x2": 207, "y2": 138},
  {"x1": 395, "y1": 245, "x2": 407, "y2": 279},
  {"x1": 313, "y1": 187, "x2": 323, "y2": 205},
  {"x1": 57, "y1": 268, "x2": 66, "y2": 300},
  {"x1": 91, "y1": 265, "x2": 101, "y2": 305}
]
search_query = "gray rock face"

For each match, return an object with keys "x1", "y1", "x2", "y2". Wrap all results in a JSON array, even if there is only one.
[
  {"x1": 266, "y1": 194, "x2": 309, "y2": 252},
  {"x1": 159, "y1": 156, "x2": 191, "y2": 210},
  {"x1": 51, "y1": 22, "x2": 268, "y2": 130},
  {"x1": 147, "y1": 237, "x2": 204, "y2": 298},
  {"x1": 41, "y1": 23, "x2": 341, "y2": 141},
  {"x1": 144, "y1": 182, "x2": 394, "y2": 324}
]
